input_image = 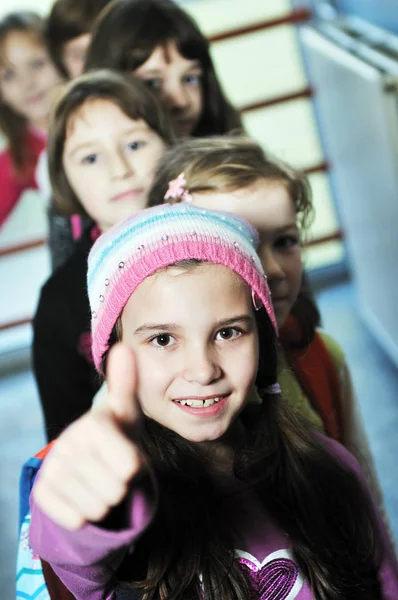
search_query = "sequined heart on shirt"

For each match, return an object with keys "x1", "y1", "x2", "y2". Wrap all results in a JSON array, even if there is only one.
[{"x1": 237, "y1": 549, "x2": 304, "y2": 600}]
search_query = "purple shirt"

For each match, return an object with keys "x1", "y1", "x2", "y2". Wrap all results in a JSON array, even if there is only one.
[{"x1": 29, "y1": 437, "x2": 398, "y2": 600}]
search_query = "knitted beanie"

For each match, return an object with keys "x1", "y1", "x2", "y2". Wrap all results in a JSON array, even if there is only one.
[{"x1": 87, "y1": 203, "x2": 277, "y2": 371}]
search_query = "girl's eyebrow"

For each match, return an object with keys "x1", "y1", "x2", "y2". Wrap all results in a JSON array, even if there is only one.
[
  {"x1": 216, "y1": 315, "x2": 254, "y2": 328},
  {"x1": 67, "y1": 126, "x2": 149, "y2": 158},
  {"x1": 187, "y1": 61, "x2": 202, "y2": 71},
  {"x1": 275, "y1": 223, "x2": 299, "y2": 232},
  {"x1": 134, "y1": 315, "x2": 254, "y2": 335},
  {"x1": 134, "y1": 323, "x2": 179, "y2": 335},
  {"x1": 260, "y1": 223, "x2": 298, "y2": 234},
  {"x1": 67, "y1": 141, "x2": 97, "y2": 158},
  {"x1": 138, "y1": 61, "x2": 202, "y2": 77},
  {"x1": 137, "y1": 68, "x2": 163, "y2": 76}
]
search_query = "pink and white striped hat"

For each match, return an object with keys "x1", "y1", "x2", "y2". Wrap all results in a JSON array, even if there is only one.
[{"x1": 87, "y1": 203, "x2": 277, "y2": 371}]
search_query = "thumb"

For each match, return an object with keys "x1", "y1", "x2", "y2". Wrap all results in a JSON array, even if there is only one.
[{"x1": 103, "y1": 342, "x2": 141, "y2": 428}]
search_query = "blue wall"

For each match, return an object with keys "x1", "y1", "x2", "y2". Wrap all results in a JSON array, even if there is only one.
[{"x1": 333, "y1": 0, "x2": 398, "y2": 34}]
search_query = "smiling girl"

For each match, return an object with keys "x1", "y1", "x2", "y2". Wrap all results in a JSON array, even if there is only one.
[
  {"x1": 33, "y1": 70, "x2": 174, "y2": 441},
  {"x1": 145, "y1": 136, "x2": 391, "y2": 528},
  {"x1": 29, "y1": 203, "x2": 398, "y2": 599},
  {"x1": 0, "y1": 12, "x2": 61, "y2": 227}
]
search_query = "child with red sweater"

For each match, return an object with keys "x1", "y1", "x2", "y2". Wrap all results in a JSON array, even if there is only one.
[{"x1": 0, "y1": 12, "x2": 60, "y2": 227}]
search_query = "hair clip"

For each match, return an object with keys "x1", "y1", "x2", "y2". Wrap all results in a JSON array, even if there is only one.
[
  {"x1": 259, "y1": 383, "x2": 281, "y2": 396},
  {"x1": 164, "y1": 172, "x2": 192, "y2": 203},
  {"x1": 251, "y1": 289, "x2": 262, "y2": 311}
]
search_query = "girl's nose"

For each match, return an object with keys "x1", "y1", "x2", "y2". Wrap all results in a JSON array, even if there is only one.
[
  {"x1": 109, "y1": 149, "x2": 133, "y2": 179},
  {"x1": 164, "y1": 81, "x2": 189, "y2": 112},
  {"x1": 260, "y1": 247, "x2": 285, "y2": 283},
  {"x1": 182, "y1": 346, "x2": 222, "y2": 386}
]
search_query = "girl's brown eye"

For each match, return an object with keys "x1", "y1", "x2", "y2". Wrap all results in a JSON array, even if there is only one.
[
  {"x1": 145, "y1": 78, "x2": 162, "y2": 90},
  {"x1": 150, "y1": 334, "x2": 176, "y2": 348},
  {"x1": 216, "y1": 328, "x2": 241, "y2": 341},
  {"x1": 219, "y1": 328, "x2": 232, "y2": 339},
  {"x1": 274, "y1": 235, "x2": 299, "y2": 250}
]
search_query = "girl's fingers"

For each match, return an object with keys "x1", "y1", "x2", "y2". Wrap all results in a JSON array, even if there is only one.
[
  {"x1": 84, "y1": 412, "x2": 143, "y2": 481},
  {"x1": 33, "y1": 349, "x2": 146, "y2": 530},
  {"x1": 103, "y1": 343, "x2": 141, "y2": 429},
  {"x1": 48, "y1": 469, "x2": 116, "y2": 524},
  {"x1": 33, "y1": 482, "x2": 85, "y2": 531},
  {"x1": 54, "y1": 410, "x2": 142, "y2": 483},
  {"x1": 55, "y1": 450, "x2": 130, "y2": 509},
  {"x1": 37, "y1": 451, "x2": 128, "y2": 526}
]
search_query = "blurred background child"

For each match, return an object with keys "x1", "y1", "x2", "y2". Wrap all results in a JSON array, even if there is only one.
[
  {"x1": 40, "y1": 0, "x2": 113, "y2": 270},
  {"x1": 0, "y1": 11, "x2": 61, "y2": 228},
  {"x1": 33, "y1": 70, "x2": 174, "y2": 441},
  {"x1": 85, "y1": 0, "x2": 242, "y2": 138}
]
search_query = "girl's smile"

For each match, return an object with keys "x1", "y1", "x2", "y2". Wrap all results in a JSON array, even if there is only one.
[
  {"x1": 172, "y1": 393, "x2": 230, "y2": 417},
  {"x1": 121, "y1": 263, "x2": 259, "y2": 443}
]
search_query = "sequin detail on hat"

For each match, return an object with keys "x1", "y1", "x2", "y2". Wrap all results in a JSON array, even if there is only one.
[
  {"x1": 259, "y1": 383, "x2": 281, "y2": 396},
  {"x1": 87, "y1": 203, "x2": 277, "y2": 371}
]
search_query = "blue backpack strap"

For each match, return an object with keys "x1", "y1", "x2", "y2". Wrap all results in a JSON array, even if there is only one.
[
  {"x1": 19, "y1": 456, "x2": 43, "y2": 532},
  {"x1": 16, "y1": 452, "x2": 50, "y2": 599}
]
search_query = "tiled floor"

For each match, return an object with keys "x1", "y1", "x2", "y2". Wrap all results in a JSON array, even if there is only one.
[{"x1": 1, "y1": 279, "x2": 397, "y2": 599}]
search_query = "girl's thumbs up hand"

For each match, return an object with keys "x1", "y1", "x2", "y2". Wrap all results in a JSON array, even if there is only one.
[
  {"x1": 33, "y1": 344, "x2": 144, "y2": 531},
  {"x1": 102, "y1": 343, "x2": 142, "y2": 431}
]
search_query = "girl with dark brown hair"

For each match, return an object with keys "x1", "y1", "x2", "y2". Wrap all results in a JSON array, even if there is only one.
[
  {"x1": 148, "y1": 136, "x2": 388, "y2": 515},
  {"x1": 29, "y1": 203, "x2": 398, "y2": 599},
  {"x1": 85, "y1": 0, "x2": 242, "y2": 138}
]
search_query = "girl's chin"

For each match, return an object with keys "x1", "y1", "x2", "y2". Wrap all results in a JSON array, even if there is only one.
[
  {"x1": 178, "y1": 428, "x2": 229, "y2": 444},
  {"x1": 273, "y1": 306, "x2": 291, "y2": 330}
]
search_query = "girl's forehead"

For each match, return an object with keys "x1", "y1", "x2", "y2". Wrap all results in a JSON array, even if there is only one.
[
  {"x1": 0, "y1": 30, "x2": 43, "y2": 65},
  {"x1": 123, "y1": 263, "x2": 252, "y2": 322},
  {"x1": 136, "y1": 40, "x2": 200, "y2": 72},
  {"x1": 189, "y1": 182, "x2": 296, "y2": 233},
  {"x1": 65, "y1": 99, "x2": 143, "y2": 137}
]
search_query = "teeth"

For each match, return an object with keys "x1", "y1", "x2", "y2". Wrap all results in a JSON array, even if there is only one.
[
  {"x1": 175, "y1": 397, "x2": 223, "y2": 407},
  {"x1": 187, "y1": 399, "x2": 205, "y2": 407}
]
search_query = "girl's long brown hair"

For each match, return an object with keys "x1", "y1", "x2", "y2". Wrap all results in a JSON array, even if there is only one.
[
  {"x1": 47, "y1": 69, "x2": 175, "y2": 217},
  {"x1": 0, "y1": 12, "x2": 46, "y2": 178},
  {"x1": 105, "y1": 301, "x2": 381, "y2": 599},
  {"x1": 85, "y1": 0, "x2": 242, "y2": 137}
]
